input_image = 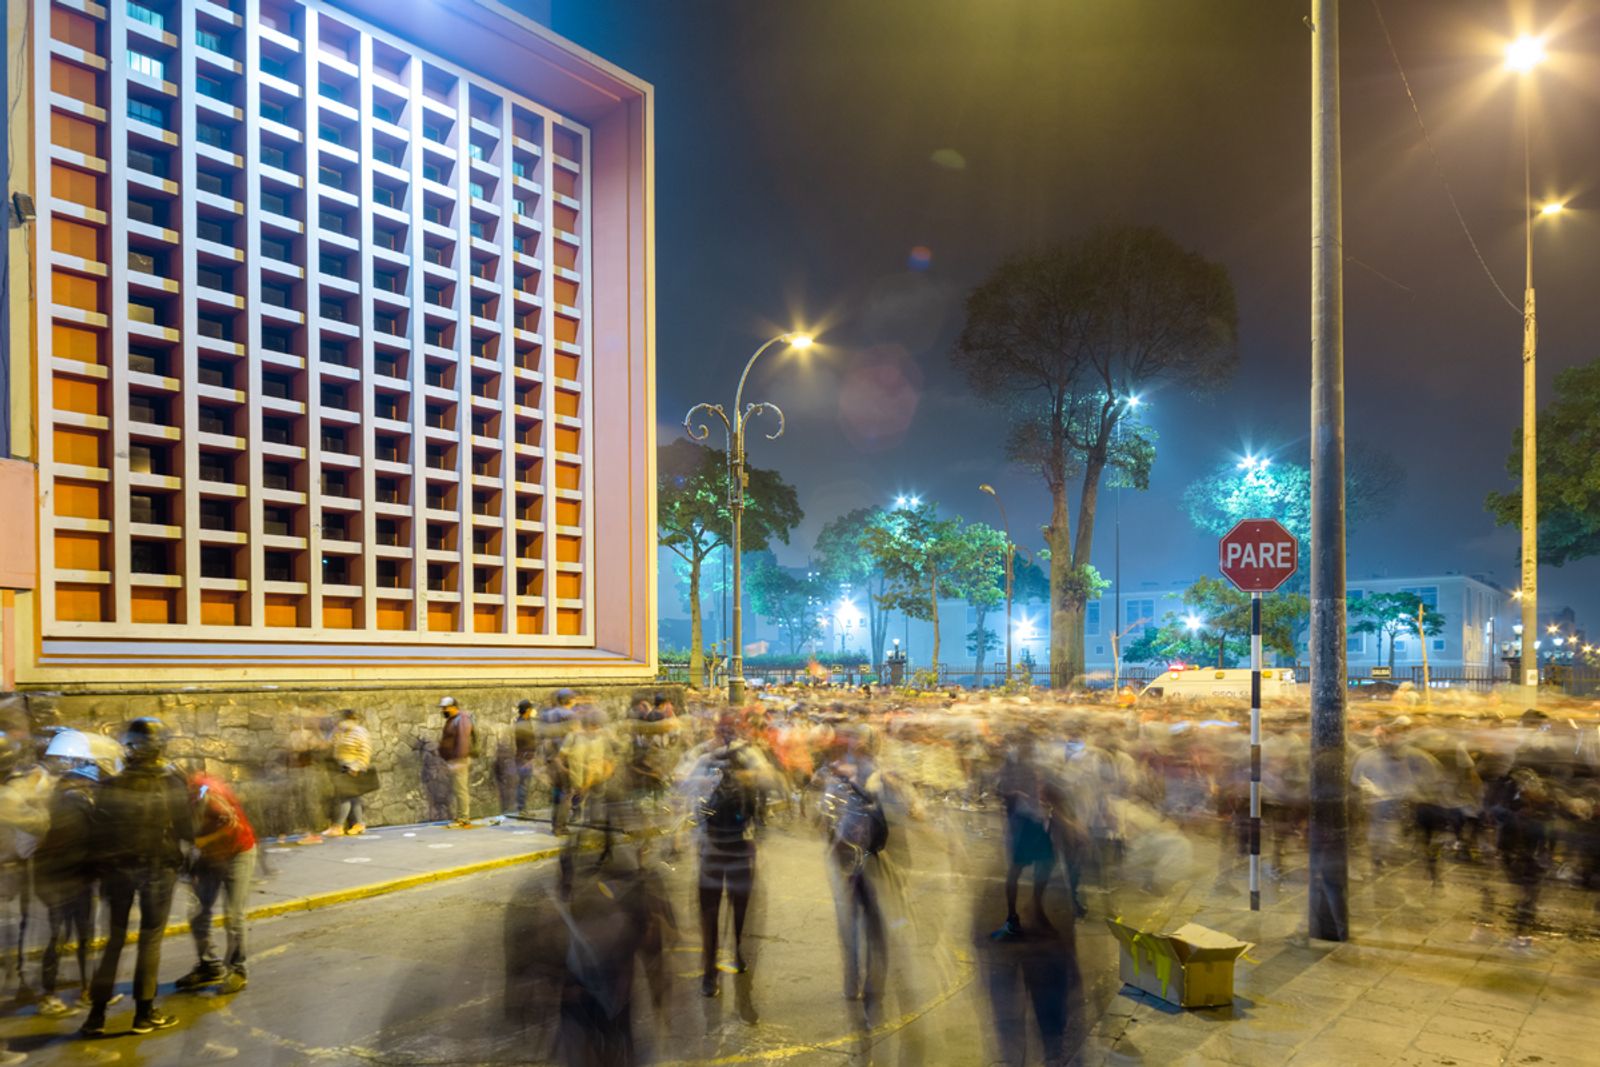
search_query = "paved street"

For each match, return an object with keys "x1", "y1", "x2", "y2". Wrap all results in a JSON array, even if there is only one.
[{"x1": 1, "y1": 809, "x2": 1596, "y2": 1065}]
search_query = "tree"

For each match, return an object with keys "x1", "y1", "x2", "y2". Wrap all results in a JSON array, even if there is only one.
[
  {"x1": 657, "y1": 440, "x2": 802, "y2": 687},
  {"x1": 1120, "y1": 576, "x2": 1308, "y2": 668},
  {"x1": 1349, "y1": 592, "x2": 1445, "y2": 673},
  {"x1": 1183, "y1": 443, "x2": 1405, "y2": 547},
  {"x1": 946, "y1": 522, "x2": 1008, "y2": 676},
  {"x1": 745, "y1": 553, "x2": 828, "y2": 656},
  {"x1": 1487, "y1": 358, "x2": 1600, "y2": 566},
  {"x1": 861, "y1": 502, "x2": 965, "y2": 670},
  {"x1": 814, "y1": 507, "x2": 892, "y2": 667},
  {"x1": 954, "y1": 225, "x2": 1238, "y2": 687}
]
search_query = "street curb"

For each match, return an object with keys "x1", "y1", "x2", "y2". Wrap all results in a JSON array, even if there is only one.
[{"x1": 23, "y1": 841, "x2": 566, "y2": 960}]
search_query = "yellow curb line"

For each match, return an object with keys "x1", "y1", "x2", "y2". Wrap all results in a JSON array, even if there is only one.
[{"x1": 24, "y1": 843, "x2": 567, "y2": 960}]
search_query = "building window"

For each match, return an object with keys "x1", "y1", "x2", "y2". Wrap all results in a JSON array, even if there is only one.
[
  {"x1": 127, "y1": 1, "x2": 165, "y2": 31},
  {"x1": 195, "y1": 218, "x2": 231, "y2": 245},
  {"x1": 126, "y1": 50, "x2": 165, "y2": 81},
  {"x1": 1431, "y1": 638, "x2": 1446, "y2": 652},
  {"x1": 261, "y1": 54, "x2": 291, "y2": 80},
  {"x1": 1400, "y1": 586, "x2": 1440, "y2": 612},
  {"x1": 196, "y1": 170, "x2": 230, "y2": 197},
  {"x1": 319, "y1": 123, "x2": 344, "y2": 147},
  {"x1": 1125, "y1": 598, "x2": 1155, "y2": 636},
  {"x1": 261, "y1": 190, "x2": 292, "y2": 216},
  {"x1": 195, "y1": 28, "x2": 225, "y2": 53},
  {"x1": 261, "y1": 100, "x2": 291, "y2": 125},
  {"x1": 195, "y1": 122, "x2": 230, "y2": 149},
  {"x1": 1086, "y1": 601, "x2": 1100, "y2": 636},
  {"x1": 127, "y1": 98, "x2": 166, "y2": 128},
  {"x1": 261, "y1": 236, "x2": 293, "y2": 261},
  {"x1": 127, "y1": 148, "x2": 166, "y2": 177},
  {"x1": 260, "y1": 144, "x2": 291, "y2": 170},
  {"x1": 1346, "y1": 634, "x2": 1364, "y2": 655},
  {"x1": 319, "y1": 166, "x2": 345, "y2": 190}
]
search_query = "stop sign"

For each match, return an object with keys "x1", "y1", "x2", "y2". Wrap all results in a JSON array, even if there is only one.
[{"x1": 1219, "y1": 519, "x2": 1299, "y2": 592}]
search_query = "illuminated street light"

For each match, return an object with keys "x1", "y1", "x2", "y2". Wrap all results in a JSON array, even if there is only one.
[
  {"x1": 1184, "y1": 614, "x2": 1203, "y2": 633},
  {"x1": 1539, "y1": 201, "x2": 1565, "y2": 217},
  {"x1": 1505, "y1": 35, "x2": 1546, "y2": 73},
  {"x1": 684, "y1": 329, "x2": 819, "y2": 702},
  {"x1": 1547, "y1": 623, "x2": 1560, "y2": 635}
]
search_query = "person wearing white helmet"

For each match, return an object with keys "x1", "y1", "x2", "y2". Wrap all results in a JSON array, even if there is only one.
[{"x1": 33, "y1": 730, "x2": 118, "y2": 1017}]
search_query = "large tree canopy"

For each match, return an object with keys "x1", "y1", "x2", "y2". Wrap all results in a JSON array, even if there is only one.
[
  {"x1": 1487, "y1": 358, "x2": 1600, "y2": 567},
  {"x1": 953, "y1": 225, "x2": 1238, "y2": 686},
  {"x1": 814, "y1": 507, "x2": 892, "y2": 666},
  {"x1": 1184, "y1": 443, "x2": 1405, "y2": 547},
  {"x1": 657, "y1": 439, "x2": 802, "y2": 685}
]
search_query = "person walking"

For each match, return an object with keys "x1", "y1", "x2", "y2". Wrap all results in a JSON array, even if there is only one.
[
  {"x1": 174, "y1": 769, "x2": 257, "y2": 995},
  {"x1": 81, "y1": 717, "x2": 192, "y2": 1037},
  {"x1": 513, "y1": 700, "x2": 539, "y2": 818},
  {"x1": 539, "y1": 690, "x2": 579, "y2": 834},
  {"x1": 438, "y1": 697, "x2": 475, "y2": 829},
  {"x1": 686, "y1": 714, "x2": 765, "y2": 998},
  {"x1": 33, "y1": 731, "x2": 112, "y2": 1017},
  {"x1": 325, "y1": 709, "x2": 376, "y2": 836}
]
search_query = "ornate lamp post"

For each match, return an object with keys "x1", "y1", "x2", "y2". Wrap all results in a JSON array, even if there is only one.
[{"x1": 684, "y1": 332, "x2": 813, "y2": 704}]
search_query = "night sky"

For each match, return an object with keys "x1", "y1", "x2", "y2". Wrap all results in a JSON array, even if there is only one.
[{"x1": 536, "y1": 1, "x2": 1600, "y2": 628}]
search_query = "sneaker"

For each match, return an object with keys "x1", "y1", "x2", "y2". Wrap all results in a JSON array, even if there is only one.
[
  {"x1": 700, "y1": 974, "x2": 719, "y2": 998},
  {"x1": 990, "y1": 917, "x2": 1024, "y2": 942},
  {"x1": 218, "y1": 970, "x2": 247, "y2": 996},
  {"x1": 175, "y1": 963, "x2": 227, "y2": 991},
  {"x1": 347, "y1": 824, "x2": 366, "y2": 836},
  {"x1": 297, "y1": 833, "x2": 324, "y2": 845},
  {"x1": 37, "y1": 994, "x2": 71, "y2": 1017},
  {"x1": 80, "y1": 1005, "x2": 107, "y2": 1036},
  {"x1": 324, "y1": 826, "x2": 345, "y2": 837},
  {"x1": 447, "y1": 819, "x2": 475, "y2": 830},
  {"x1": 129, "y1": 1008, "x2": 178, "y2": 1034}
]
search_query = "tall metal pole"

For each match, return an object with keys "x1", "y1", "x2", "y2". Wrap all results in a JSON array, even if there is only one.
[
  {"x1": 1308, "y1": 0, "x2": 1350, "y2": 942},
  {"x1": 1249, "y1": 592, "x2": 1262, "y2": 912},
  {"x1": 1519, "y1": 86, "x2": 1539, "y2": 692},
  {"x1": 729, "y1": 412, "x2": 747, "y2": 705},
  {"x1": 980, "y1": 486, "x2": 1016, "y2": 682}
]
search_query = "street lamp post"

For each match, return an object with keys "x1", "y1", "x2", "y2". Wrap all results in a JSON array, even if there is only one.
[
  {"x1": 1506, "y1": 34, "x2": 1559, "y2": 693},
  {"x1": 685, "y1": 332, "x2": 814, "y2": 705},
  {"x1": 978, "y1": 484, "x2": 1015, "y2": 683}
]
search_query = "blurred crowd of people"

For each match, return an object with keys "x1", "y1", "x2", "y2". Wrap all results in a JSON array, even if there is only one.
[{"x1": 1, "y1": 687, "x2": 1597, "y2": 1065}]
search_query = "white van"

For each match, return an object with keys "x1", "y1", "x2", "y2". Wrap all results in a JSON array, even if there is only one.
[{"x1": 1139, "y1": 666, "x2": 1298, "y2": 701}]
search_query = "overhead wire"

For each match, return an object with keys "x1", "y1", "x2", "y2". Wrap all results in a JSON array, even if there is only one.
[{"x1": 1367, "y1": 0, "x2": 1522, "y2": 316}]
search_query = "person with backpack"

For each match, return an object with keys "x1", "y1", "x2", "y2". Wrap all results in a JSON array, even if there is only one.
[
  {"x1": 816, "y1": 723, "x2": 891, "y2": 1011},
  {"x1": 539, "y1": 690, "x2": 579, "y2": 834},
  {"x1": 438, "y1": 697, "x2": 477, "y2": 829},
  {"x1": 684, "y1": 713, "x2": 767, "y2": 998},
  {"x1": 174, "y1": 769, "x2": 258, "y2": 996},
  {"x1": 325, "y1": 709, "x2": 376, "y2": 836},
  {"x1": 33, "y1": 730, "x2": 116, "y2": 1017},
  {"x1": 81, "y1": 717, "x2": 193, "y2": 1037}
]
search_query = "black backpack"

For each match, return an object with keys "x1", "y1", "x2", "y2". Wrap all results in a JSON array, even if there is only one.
[
  {"x1": 700, "y1": 757, "x2": 751, "y2": 834},
  {"x1": 822, "y1": 772, "x2": 889, "y2": 856},
  {"x1": 96, "y1": 764, "x2": 186, "y2": 869}
]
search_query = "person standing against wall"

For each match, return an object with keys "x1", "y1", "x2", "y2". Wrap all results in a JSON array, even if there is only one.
[{"x1": 438, "y1": 698, "x2": 475, "y2": 829}]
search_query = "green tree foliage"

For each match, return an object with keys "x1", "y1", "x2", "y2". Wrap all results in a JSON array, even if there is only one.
[
  {"x1": 1487, "y1": 358, "x2": 1600, "y2": 566},
  {"x1": 814, "y1": 507, "x2": 891, "y2": 666},
  {"x1": 1120, "y1": 576, "x2": 1308, "y2": 667},
  {"x1": 861, "y1": 502, "x2": 966, "y2": 670},
  {"x1": 745, "y1": 553, "x2": 828, "y2": 656},
  {"x1": 1348, "y1": 592, "x2": 1445, "y2": 672},
  {"x1": 946, "y1": 522, "x2": 1008, "y2": 675},
  {"x1": 657, "y1": 440, "x2": 802, "y2": 686},
  {"x1": 953, "y1": 225, "x2": 1238, "y2": 686},
  {"x1": 1183, "y1": 443, "x2": 1405, "y2": 546}
]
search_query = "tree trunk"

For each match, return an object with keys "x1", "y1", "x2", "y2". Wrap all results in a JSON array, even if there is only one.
[
  {"x1": 869, "y1": 580, "x2": 888, "y2": 668},
  {"x1": 1054, "y1": 449, "x2": 1108, "y2": 690},
  {"x1": 973, "y1": 605, "x2": 989, "y2": 679},
  {"x1": 1388, "y1": 631, "x2": 1396, "y2": 673},
  {"x1": 1047, "y1": 489, "x2": 1077, "y2": 688},
  {"x1": 689, "y1": 555, "x2": 706, "y2": 687},
  {"x1": 929, "y1": 576, "x2": 942, "y2": 674}
]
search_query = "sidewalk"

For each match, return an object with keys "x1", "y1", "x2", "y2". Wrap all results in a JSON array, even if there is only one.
[
  {"x1": 1078, "y1": 846, "x2": 1600, "y2": 1067},
  {"x1": 149, "y1": 816, "x2": 565, "y2": 942}
]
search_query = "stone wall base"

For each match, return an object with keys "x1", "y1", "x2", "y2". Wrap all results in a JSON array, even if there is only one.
[{"x1": 5, "y1": 682, "x2": 684, "y2": 832}]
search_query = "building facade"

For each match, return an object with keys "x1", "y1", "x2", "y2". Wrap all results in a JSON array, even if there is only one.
[{"x1": 4, "y1": 0, "x2": 655, "y2": 692}]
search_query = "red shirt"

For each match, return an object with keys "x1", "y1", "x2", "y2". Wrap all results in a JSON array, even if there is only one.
[{"x1": 190, "y1": 774, "x2": 256, "y2": 860}]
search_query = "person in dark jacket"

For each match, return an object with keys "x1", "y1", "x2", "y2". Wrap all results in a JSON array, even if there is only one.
[
  {"x1": 81, "y1": 718, "x2": 193, "y2": 1037},
  {"x1": 34, "y1": 730, "x2": 109, "y2": 1017},
  {"x1": 513, "y1": 700, "x2": 539, "y2": 817},
  {"x1": 438, "y1": 697, "x2": 475, "y2": 828}
]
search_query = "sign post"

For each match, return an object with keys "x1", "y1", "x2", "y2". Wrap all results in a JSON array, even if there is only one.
[{"x1": 1219, "y1": 518, "x2": 1300, "y2": 912}]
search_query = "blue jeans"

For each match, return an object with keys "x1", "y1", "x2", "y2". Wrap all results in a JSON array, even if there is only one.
[{"x1": 192, "y1": 847, "x2": 256, "y2": 974}]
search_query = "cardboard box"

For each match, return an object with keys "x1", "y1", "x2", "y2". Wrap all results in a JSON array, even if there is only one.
[{"x1": 1106, "y1": 919, "x2": 1252, "y2": 1008}]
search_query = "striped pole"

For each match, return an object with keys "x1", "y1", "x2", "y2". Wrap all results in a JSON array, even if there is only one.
[{"x1": 1250, "y1": 591, "x2": 1263, "y2": 911}]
